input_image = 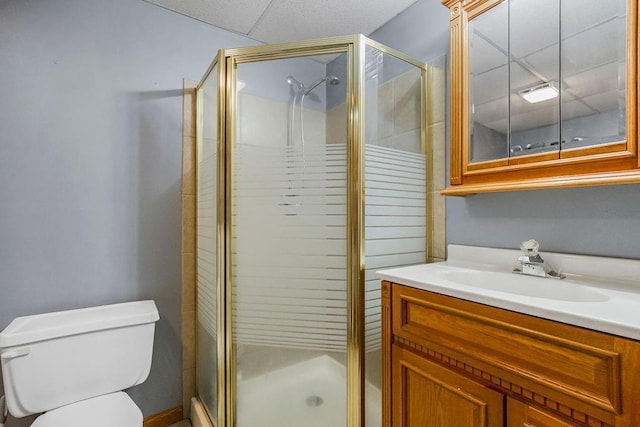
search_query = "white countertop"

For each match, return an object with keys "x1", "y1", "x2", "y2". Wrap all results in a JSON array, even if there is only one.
[{"x1": 376, "y1": 245, "x2": 640, "y2": 340}]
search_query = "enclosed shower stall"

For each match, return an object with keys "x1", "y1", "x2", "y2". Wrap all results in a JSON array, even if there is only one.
[{"x1": 195, "y1": 35, "x2": 431, "y2": 427}]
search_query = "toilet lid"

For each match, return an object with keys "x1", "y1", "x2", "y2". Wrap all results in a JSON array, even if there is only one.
[{"x1": 31, "y1": 392, "x2": 142, "y2": 427}]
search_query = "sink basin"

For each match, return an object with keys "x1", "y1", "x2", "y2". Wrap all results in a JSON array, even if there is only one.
[
  {"x1": 377, "y1": 245, "x2": 640, "y2": 340},
  {"x1": 439, "y1": 270, "x2": 609, "y2": 302}
]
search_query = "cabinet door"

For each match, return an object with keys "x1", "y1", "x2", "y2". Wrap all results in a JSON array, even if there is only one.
[
  {"x1": 507, "y1": 398, "x2": 577, "y2": 427},
  {"x1": 392, "y1": 345, "x2": 504, "y2": 427}
]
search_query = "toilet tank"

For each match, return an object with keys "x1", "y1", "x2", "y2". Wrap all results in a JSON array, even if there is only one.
[{"x1": 0, "y1": 300, "x2": 159, "y2": 418}]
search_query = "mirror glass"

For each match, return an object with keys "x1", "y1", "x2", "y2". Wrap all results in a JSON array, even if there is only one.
[
  {"x1": 469, "y1": 1, "x2": 509, "y2": 163},
  {"x1": 560, "y1": 0, "x2": 627, "y2": 151},
  {"x1": 509, "y1": 0, "x2": 559, "y2": 157},
  {"x1": 468, "y1": 0, "x2": 627, "y2": 164}
]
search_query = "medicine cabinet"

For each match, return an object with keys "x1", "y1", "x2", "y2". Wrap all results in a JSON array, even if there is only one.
[{"x1": 441, "y1": 0, "x2": 639, "y2": 195}]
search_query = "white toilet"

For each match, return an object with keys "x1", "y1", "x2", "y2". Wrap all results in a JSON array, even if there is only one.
[{"x1": 0, "y1": 300, "x2": 159, "y2": 426}]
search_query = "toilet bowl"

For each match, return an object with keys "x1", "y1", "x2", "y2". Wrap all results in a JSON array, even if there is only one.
[
  {"x1": 31, "y1": 392, "x2": 142, "y2": 427},
  {"x1": 0, "y1": 300, "x2": 159, "y2": 426}
]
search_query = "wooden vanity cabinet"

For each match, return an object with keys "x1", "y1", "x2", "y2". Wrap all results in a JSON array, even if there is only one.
[
  {"x1": 382, "y1": 281, "x2": 640, "y2": 427},
  {"x1": 392, "y1": 344, "x2": 504, "y2": 427},
  {"x1": 507, "y1": 399, "x2": 580, "y2": 427}
]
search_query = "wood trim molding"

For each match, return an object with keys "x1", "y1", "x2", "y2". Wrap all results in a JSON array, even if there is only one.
[
  {"x1": 143, "y1": 406, "x2": 184, "y2": 427},
  {"x1": 381, "y1": 282, "x2": 391, "y2": 427},
  {"x1": 441, "y1": 0, "x2": 461, "y2": 18},
  {"x1": 448, "y1": 12, "x2": 464, "y2": 184},
  {"x1": 442, "y1": 169, "x2": 640, "y2": 195},
  {"x1": 191, "y1": 397, "x2": 215, "y2": 427},
  {"x1": 395, "y1": 336, "x2": 613, "y2": 427}
]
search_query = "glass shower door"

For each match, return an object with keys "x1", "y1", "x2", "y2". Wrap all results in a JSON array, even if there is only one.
[
  {"x1": 363, "y1": 46, "x2": 427, "y2": 427},
  {"x1": 196, "y1": 63, "x2": 219, "y2": 424},
  {"x1": 231, "y1": 54, "x2": 349, "y2": 427}
]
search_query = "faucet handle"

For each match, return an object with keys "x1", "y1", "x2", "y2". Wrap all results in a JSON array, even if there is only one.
[
  {"x1": 520, "y1": 239, "x2": 540, "y2": 256},
  {"x1": 514, "y1": 239, "x2": 565, "y2": 279}
]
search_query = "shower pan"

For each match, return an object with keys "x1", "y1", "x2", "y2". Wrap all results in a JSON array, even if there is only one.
[{"x1": 195, "y1": 35, "x2": 432, "y2": 427}]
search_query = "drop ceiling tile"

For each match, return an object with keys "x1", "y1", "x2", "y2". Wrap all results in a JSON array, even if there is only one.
[
  {"x1": 483, "y1": 118, "x2": 509, "y2": 136},
  {"x1": 562, "y1": 19, "x2": 625, "y2": 77},
  {"x1": 471, "y1": 65, "x2": 508, "y2": 105},
  {"x1": 563, "y1": 62, "x2": 622, "y2": 98},
  {"x1": 562, "y1": 0, "x2": 624, "y2": 36},
  {"x1": 510, "y1": 108, "x2": 558, "y2": 133},
  {"x1": 561, "y1": 99, "x2": 598, "y2": 122},
  {"x1": 523, "y1": 45, "x2": 559, "y2": 83},
  {"x1": 472, "y1": 1, "x2": 508, "y2": 53},
  {"x1": 579, "y1": 90, "x2": 624, "y2": 114},
  {"x1": 470, "y1": 34, "x2": 508, "y2": 75},
  {"x1": 510, "y1": 0, "x2": 559, "y2": 60},
  {"x1": 145, "y1": 0, "x2": 273, "y2": 34},
  {"x1": 249, "y1": 0, "x2": 418, "y2": 44},
  {"x1": 510, "y1": 62, "x2": 547, "y2": 92},
  {"x1": 473, "y1": 97, "x2": 508, "y2": 132}
]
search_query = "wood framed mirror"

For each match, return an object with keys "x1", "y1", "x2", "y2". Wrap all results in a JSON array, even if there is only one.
[{"x1": 442, "y1": 0, "x2": 639, "y2": 195}]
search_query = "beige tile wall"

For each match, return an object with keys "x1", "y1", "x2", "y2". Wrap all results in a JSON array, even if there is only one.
[
  {"x1": 326, "y1": 66, "x2": 446, "y2": 262},
  {"x1": 372, "y1": 67, "x2": 423, "y2": 153},
  {"x1": 181, "y1": 79, "x2": 197, "y2": 418},
  {"x1": 238, "y1": 92, "x2": 326, "y2": 148},
  {"x1": 426, "y1": 62, "x2": 447, "y2": 263}
]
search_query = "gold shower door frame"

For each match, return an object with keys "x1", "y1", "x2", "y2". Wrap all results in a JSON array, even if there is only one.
[{"x1": 195, "y1": 35, "x2": 429, "y2": 427}]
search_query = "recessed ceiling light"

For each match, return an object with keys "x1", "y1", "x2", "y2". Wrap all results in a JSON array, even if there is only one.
[{"x1": 518, "y1": 82, "x2": 558, "y2": 104}]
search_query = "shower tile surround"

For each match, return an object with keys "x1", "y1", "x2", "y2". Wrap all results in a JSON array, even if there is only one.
[
  {"x1": 239, "y1": 93, "x2": 327, "y2": 148},
  {"x1": 181, "y1": 79, "x2": 197, "y2": 420},
  {"x1": 326, "y1": 63, "x2": 447, "y2": 262},
  {"x1": 180, "y1": 58, "x2": 446, "y2": 423},
  {"x1": 426, "y1": 61, "x2": 447, "y2": 262}
]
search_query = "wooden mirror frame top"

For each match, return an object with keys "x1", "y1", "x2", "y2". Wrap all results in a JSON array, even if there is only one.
[{"x1": 441, "y1": 0, "x2": 639, "y2": 196}]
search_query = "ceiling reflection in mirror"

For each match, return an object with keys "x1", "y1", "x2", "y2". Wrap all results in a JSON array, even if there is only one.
[{"x1": 468, "y1": 0, "x2": 627, "y2": 164}]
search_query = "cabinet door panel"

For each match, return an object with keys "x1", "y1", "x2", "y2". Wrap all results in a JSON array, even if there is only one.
[
  {"x1": 507, "y1": 398, "x2": 577, "y2": 427},
  {"x1": 392, "y1": 345, "x2": 504, "y2": 427}
]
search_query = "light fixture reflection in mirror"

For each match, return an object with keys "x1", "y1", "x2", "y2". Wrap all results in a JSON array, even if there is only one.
[{"x1": 518, "y1": 82, "x2": 559, "y2": 104}]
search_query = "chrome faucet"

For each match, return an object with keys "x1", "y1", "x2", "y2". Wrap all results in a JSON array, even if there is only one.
[{"x1": 513, "y1": 239, "x2": 565, "y2": 279}]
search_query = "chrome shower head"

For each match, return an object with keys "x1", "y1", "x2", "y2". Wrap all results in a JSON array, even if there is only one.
[
  {"x1": 286, "y1": 75, "x2": 304, "y2": 90},
  {"x1": 303, "y1": 75, "x2": 341, "y2": 95},
  {"x1": 326, "y1": 75, "x2": 340, "y2": 86}
]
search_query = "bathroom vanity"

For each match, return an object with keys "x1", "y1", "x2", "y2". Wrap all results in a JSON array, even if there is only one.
[{"x1": 378, "y1": 246, "x2": 640, "y2": 427}]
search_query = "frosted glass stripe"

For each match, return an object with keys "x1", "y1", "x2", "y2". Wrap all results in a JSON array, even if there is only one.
[
  {"x1": 197, "y1": 145, "x2": 217, "y2": 338},
  {"x1": 233, "y1": 143, "x2": 348, "y2": 350},
  {"x1": 366, "y1": 189, "x2": 426, "y2": 199},
  {"x1": 365, "y1": 181, "x2": 427, "y2": 193},
  {"x1": 366, "y1": 226, "x2": 426, "y2": 239},
  {"x1": 234, "y1": 255, "x2": 346, "y2": 269},
  {"x1": 364, "y1": 145, "x2": 427, "y2": 353},
  {"x1": 233, "y1": 267, "x2": 346, "y2": 280},
  {"x1": 234, "y1": 279, "x2": 347, "y2": 290},
  {"x1": 365, "y1": 206, "x2": 425, "y2": 216},
  {"x1": 366, "y1": 215, "x2": 425, "y2": 226},
  {"x1": 234, "y1": 304, "x2": 346, "y2": 316},
  {"x1": 367, "y1": 197, "x2": 426, "y2": 208},
  {"x1": 232, "y1": 143, "x2": 426, "y2": 351},
  {"x1": 366, "y1": 237, "x2": 426, "y2": 255}
]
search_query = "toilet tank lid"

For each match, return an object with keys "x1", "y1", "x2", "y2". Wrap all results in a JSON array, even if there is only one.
[{"x1": 0, "y1": 300, "x2": 159, "y2": 348}]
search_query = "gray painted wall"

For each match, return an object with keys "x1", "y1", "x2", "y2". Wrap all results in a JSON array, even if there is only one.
[
  {"x1": 1, "y1": 0, "x2": 638, "y2": 423},
  {"x1": 371, "y1": 0, "x2": 640, "y2": 260},
  {"x1": 0, "y1": 0, "x2": 256, "y2": 420}
]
